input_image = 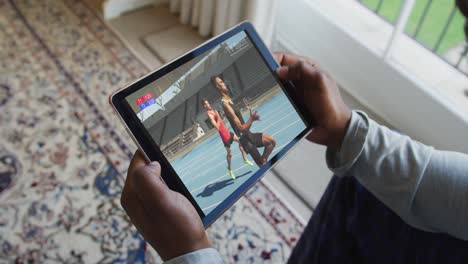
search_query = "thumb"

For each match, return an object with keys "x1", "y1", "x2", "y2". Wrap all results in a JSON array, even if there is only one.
[
  {"x1": 130, "y1": 161, "x2": 170, "y2": 204},
  {"x1": 146, "y1": 161, "x2": 162, "y2": 175},
  {"x1": 276, "y1": 61, "x2": 320, "y2": 84},
  {"x1": 276, "y1": 66, "x2": 289, "y2": 80}
]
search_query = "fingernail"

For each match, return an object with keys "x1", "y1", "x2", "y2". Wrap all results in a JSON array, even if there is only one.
[
  {"x1": 277, "y1": 67, "x2": 288, "y2": 76},
  {"x1": 148, "y1": 161, "x2": 160, "y2": 168}
]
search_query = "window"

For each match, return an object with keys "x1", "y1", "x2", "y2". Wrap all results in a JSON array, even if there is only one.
[{"x1": 273, "y1": 0, "x2": 468, "y2": 153}]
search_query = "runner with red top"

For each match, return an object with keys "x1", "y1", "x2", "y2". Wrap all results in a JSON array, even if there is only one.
[{"x1": 202, "y1": 98, "x2": 254, "y2": 179}]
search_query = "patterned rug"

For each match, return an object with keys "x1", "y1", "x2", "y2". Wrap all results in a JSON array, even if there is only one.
[{"x1": 0, "y1": 0, "x2": 304, "y2": 263}]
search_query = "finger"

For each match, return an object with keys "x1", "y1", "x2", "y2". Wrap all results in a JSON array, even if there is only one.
[
  {"x1": 273, "y1": 52, "x2": 285, "y2": 64},
  {"x1": 130, "y1": 161, "x2": 171, "y2": 207},
  {"x1": 276, "y1": 66, "x2": 289, "y2": 80},
  {"x1": 123, "y1": 150, "x2": 147, "y2": 209},
  {"x1": 277, "y1": 61, "x2": 320, "y2": 83},
  {"x1": 274, "y1": 52, "x2": 302, "y2": 67},
  {"x1": 255, "y1": 111, "x2": 260, "y2": 120},
  {"x1": 275, "y1": 52, "x2": 321, "y2": 70},
  {"x1": 128, "y1": 150, "x2": 148, "y2": 176},
  {"x1": 122, "y1": 168, "x2": 149, "y2": 233},
  {"x1": 121, "y1": 182, "x2": 161, "y2": 248}
]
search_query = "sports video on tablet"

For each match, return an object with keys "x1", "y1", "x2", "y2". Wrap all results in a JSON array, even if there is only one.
[{"x1": 125, "y1": 31, "x2": 306, "y2": 215}]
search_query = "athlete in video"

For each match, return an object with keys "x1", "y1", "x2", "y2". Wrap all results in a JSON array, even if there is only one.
[
  {"x1": 212, "y1": 75, "x2": 276, "y2": 167},
  {"x1": 202, "y1": 98, "x2": 254, "y2": 179}
]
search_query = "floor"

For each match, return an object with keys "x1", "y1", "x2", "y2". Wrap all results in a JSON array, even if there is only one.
[{"x1": 92, "y1": 3, "x2": 388, "y2": 222}]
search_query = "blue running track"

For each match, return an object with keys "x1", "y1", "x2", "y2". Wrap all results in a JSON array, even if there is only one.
[{"x1": 171, "y1": 92, "x2": 306, "y2": 215}]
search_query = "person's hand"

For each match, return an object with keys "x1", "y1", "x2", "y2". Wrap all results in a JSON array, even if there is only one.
[
  {"x1": 121, "y1": 151, "x2": 211, "y2": 261},
  {"x1": 274, "y1": 52, "x2": 351, "y2": 150},
  {"x1": 250, "y1": 110, "x2": 260, "y2": 121}
]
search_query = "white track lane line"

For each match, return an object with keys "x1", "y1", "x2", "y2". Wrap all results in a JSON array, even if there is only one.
[
  {"x1": 180, "y1": 119, "x2": 302, "y2": 182},
  {"x1": 202, "y1": 201, "x2": 223, "y2": 212},
  {"x1": 190, "y1": 164, "x2": 249, "y2": 194},
  {"x1": 178, "y1": 110, "x2": 298, "y2": 177},
  {"x1": 271, "y1": 119, "x2": 301, "y2": 136},
  {"x1": 188, "y1": 141, "x2": 292, "y2": 194},
  {"x1": 174, "y1": 101, "x2": 291, "y2": 172}
]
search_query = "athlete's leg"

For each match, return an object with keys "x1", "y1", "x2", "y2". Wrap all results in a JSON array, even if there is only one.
[
  {"x1": 225, "y1": 146, "x2": 232, "y2": 170},
  {"x1": 233, "y1": 135, "x2": 249, "y2": 161},
  {"x1": 241, "y1": 138, "x2": 263, "y2": 166},
  {"x1": 261, "y1": 133, "x2": 276, "y2": 165},
  {"x1": 225, "y1": 146, "x2": 236, "y2": 179}
]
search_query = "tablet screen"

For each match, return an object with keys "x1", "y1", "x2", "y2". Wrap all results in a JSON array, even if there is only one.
[{"x1": 125, "y1": 31, "x2": 306, "y2": 215}]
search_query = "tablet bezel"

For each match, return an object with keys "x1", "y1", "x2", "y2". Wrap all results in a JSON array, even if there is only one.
[{"x1": 110, "y1": 21, "x2": 314, "y2": 227}]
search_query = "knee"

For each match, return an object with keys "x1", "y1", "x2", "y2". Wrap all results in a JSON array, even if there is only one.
[{"x1": 267, "y1": 136, "x2": 276, "y2": 147}]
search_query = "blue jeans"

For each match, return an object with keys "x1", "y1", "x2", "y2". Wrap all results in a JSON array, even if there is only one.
[{"x1": 288, "y1": 176, "x2": 468, "y2": 264}]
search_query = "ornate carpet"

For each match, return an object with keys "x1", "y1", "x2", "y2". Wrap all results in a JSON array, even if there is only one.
[{"x1": 0, "y1": 0, "x2": 304, "y2": 263}]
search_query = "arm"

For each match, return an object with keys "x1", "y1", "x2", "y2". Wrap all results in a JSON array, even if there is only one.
[
  {"x1": 222, "y1": 102, "x2": 258, "y2": 132},
  {"x1": 327, "y1": 111, "x2": 468, "y2": 240},
  {"x1": 121, "y1": 151, "x2": 219, "y2": 262},
  {"x1": 207, "y1": 112, "x2": 219, "y2": 130},
  {"x1": 214, "y1": 111, "x2": 223, "y2": 128},
  {"x1": 274, "y1": 52, "x2": 468, "y2": 241}
]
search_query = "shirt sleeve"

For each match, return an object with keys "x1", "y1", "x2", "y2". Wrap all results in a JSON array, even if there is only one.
[
  {"x1": 326, "y1": 110, "x2": 468, "y2": 241},
  {"x1": 164, "y1": 248, "x2": 223, "y2": 264}
]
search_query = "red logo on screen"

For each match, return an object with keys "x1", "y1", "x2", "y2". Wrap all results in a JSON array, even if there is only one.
[{"x1": 136, "y1": 93, "x2": 153, "y2": 105}]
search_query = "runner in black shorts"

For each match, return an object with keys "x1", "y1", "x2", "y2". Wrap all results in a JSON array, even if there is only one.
[
  {"x1": 242, "y1": 131, "x2": 264, "y2": 148},
  {"x1": 202, "y1": 98, "x2": 254, "y2": 179},
  {"x1": 212, "y1": 75, "x2": 276, "y2": 167}
]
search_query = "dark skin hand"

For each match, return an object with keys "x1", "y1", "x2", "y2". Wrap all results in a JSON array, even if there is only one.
[
  {"x1": 273, "y1": 52, "x2": 352, "y2": 151},
  {"x1": 121, "y1": 52, "x2": 352, "y2": 261},
  {"x1": 121, "y1": 151, "x2": 211, "y2": 261}
]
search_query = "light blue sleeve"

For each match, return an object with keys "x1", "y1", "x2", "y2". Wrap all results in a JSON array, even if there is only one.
[
  {"x1": 164, "y1": 248, "x2": 223, "y2": 264},
  {"x1": 326, "y1": 111, "x2": 468, "y2": 241}
]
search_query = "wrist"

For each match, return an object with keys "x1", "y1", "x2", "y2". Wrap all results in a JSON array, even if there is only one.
[
  {"x1": 160, "y1": 236, "x2": 212, "y2": 261},
  {"x1": 328, "y1": 110, "x2": 352, "y2": 151},
  {"x1": 325, "y1": 110, "x2": 369, "y2": 176},
  {"x1": 189, "y1": 236, "x2": 212, "y2": 253},
  {"x1": 164, "y1": 248, "x2": 223, "y2": 264}
]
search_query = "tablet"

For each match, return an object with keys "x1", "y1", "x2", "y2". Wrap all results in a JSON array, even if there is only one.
[{"x1": 110, "y1": 21, "x2": 313, "y2": 227}]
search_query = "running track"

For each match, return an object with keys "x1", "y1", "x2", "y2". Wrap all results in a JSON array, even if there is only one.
[{"x1": 171, "y1": 92, "x2": 306, "y2": 215}]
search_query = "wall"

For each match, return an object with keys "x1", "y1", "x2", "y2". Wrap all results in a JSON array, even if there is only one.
[
  {"x1": 275, "y1": 0, "x2": 468, "y2": 154},
  {"x1": 147, "y1": 44, "x2": 276, "y2": 146},
  {"x1": 103, "y1": 0, "x2": 168, "y2": 19}
]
